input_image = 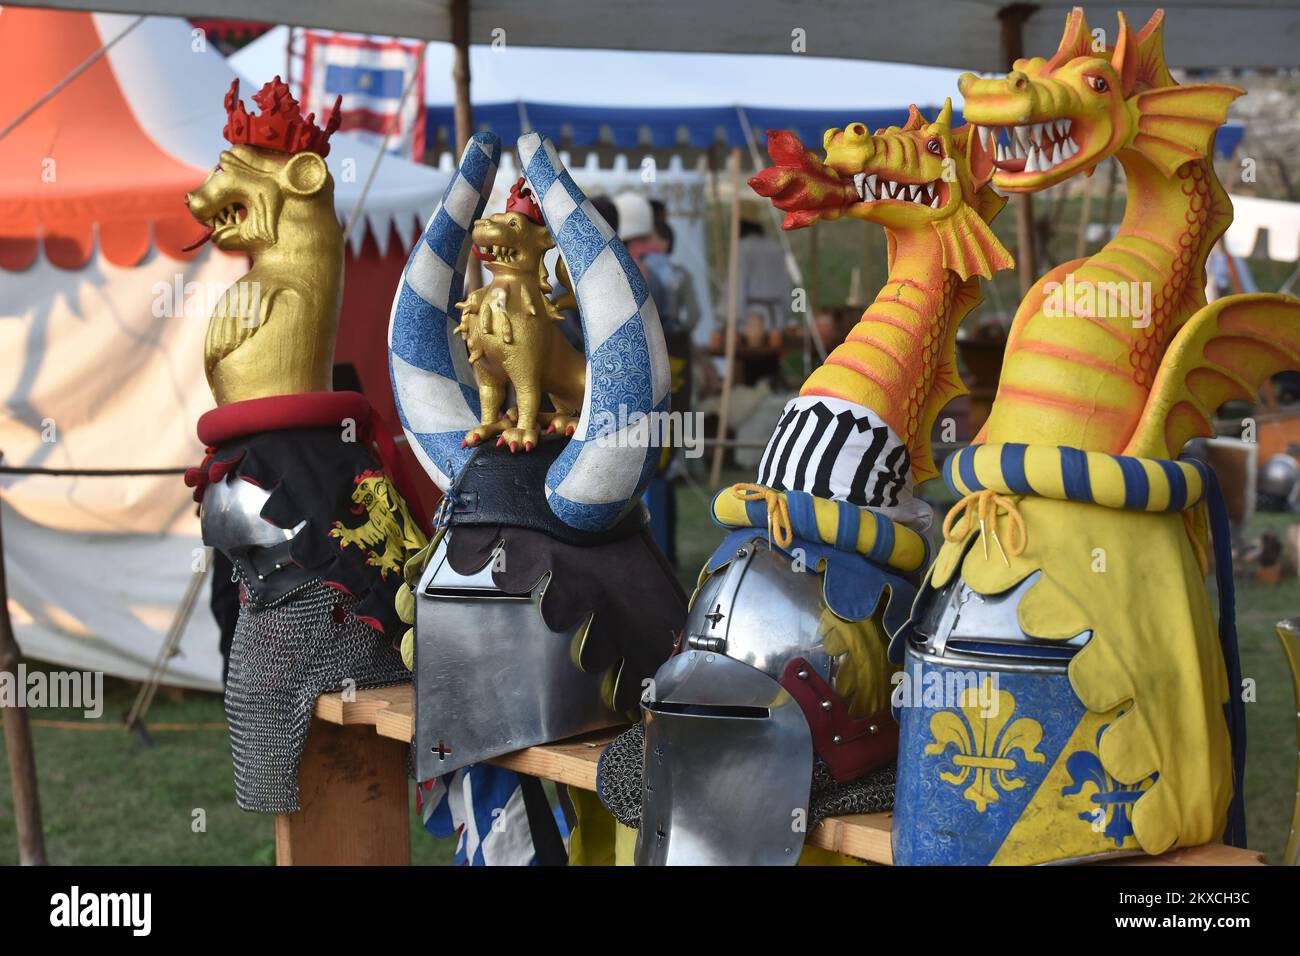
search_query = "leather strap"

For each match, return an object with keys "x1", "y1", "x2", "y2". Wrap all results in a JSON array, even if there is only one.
[
  {"x1": 230, "y1": 540, "x2": 315, "y2": 607},
  {"x1": 517, "y1": 774, "x2": 569, "y2": 866},
  {"x1": 449, "y1": 437, "x2": 647, "y2": 546},
  {"x1": 780, "y1": 656, "x2": 898, "y2": 783}
]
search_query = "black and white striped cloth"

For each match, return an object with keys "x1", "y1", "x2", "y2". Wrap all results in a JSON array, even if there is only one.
[{"x1": 754, "y1": 395, "x2": 932, "y2": 530}]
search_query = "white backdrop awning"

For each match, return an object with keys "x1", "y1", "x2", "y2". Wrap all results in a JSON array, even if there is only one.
[
  {"x1": 8, "y1": 1, "x2": 1300, "y2": 70},
  {"x1": 1225, "y1": 195, "x2": 1300, "y2": 263}
]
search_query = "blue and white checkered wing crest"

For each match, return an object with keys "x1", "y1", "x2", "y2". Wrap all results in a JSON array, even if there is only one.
[
  {"x1": 518, "y1": 133, "x2": 671, "y2": 532},
  {"x1": 388, "y1": 132, "x2": 501, "y2": 491}
]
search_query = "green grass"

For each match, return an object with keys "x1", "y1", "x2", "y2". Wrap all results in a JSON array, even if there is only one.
[
  {"x1": 1220, "y1": 510, "x2": 1300, "y2": 865},
  {"x1": 0, "y1": 678, "x2": 455, "y2": 865},
  {"x1": 1, "y1": 482, "x2": 1294, "y2": 864}
]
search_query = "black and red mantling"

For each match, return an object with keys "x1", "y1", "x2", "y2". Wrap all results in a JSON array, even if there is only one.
[{"x1": 184, "y1": 391, "x2": 429, "y2": 639}]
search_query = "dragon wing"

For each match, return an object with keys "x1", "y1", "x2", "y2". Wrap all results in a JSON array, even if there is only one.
[{"x1": 1123, "y1": 293, "x2": 1300, "y2": 458}]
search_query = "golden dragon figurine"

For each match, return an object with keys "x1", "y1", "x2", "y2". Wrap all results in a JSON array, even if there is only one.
[
  {"x1": 750, "y1": 99, "x2": 1013, "y2": 482},
  {"x1": 454, "y1": 177, "x2": 585, "y2": 452}
]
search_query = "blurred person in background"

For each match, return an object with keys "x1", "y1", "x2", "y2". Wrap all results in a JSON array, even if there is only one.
[
  {"x1": 647, "y1": 199, "x2": 703, "y2": 336},
  {"x1": 735, "y1": 218, "x2": 793, "y2": 349},
  {"x1": 615, "y1": 192, "x2": 676, "y2": 326}
]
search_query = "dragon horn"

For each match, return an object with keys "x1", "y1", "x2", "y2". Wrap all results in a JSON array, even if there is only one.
[
  {"x1": 388, "y1": 132, "x2": 501, "y2": 492},
  {"x1": 1046, "y1": 6, "x2": 1093, "y2": 72},
  {"x1": 934, "y1": 98, "x2": 953, "y2": 132},
  {"x1": 1134, "y1": 9, "x2": 1175, "y2": 89},
  {"x1": 1111, "y1": 12, "x2": 1138, "y2": 97},
  {"x1": 517, "y1": 133, "x2": 671, "y2": 533}
]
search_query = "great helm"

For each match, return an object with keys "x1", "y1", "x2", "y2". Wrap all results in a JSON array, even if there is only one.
[
  {"x1": 637, "y1": 534, "x2": 900, "y2": 865},
  {"x1": 395, "y1": 133, "x2": 682, "y2": 780}
]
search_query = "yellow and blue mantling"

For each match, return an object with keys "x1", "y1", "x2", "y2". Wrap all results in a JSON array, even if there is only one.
[
  {"x1": 893, "y1": 443, "x2": 1245, "y2": 863},
  {"x1": 711, "y1": 483, "x2": 929, "y2": 574},
  {"x1": 943, "y1": 443, "x2": 1206, "y2": 512}
]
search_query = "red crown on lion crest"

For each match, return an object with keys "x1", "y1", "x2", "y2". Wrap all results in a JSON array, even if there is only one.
[
  {"x1": 506, "y1": 177, "x2": 544, "y2": 224},
  {"x1": 223, "y1": 77, "x2": 342, "y2": 158}
]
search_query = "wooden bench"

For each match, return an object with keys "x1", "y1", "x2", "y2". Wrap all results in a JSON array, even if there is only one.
[{"x1": 274, "y1": 684, "x2": 1263, "y2": 867}]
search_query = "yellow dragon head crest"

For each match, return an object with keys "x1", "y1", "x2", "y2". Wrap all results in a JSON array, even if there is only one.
[
  {"x1": 750, "y1": 99, "x2": 1012, "y2": 281},
  {"x1": 958, "y1": 8, "x2": 1243, "y2": 191}
]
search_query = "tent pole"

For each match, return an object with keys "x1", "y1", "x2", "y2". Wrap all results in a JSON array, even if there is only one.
[
  {"x1": 452, "y1": 0, "x2": 473, "y2": 154},
  {"x1": 709, "y1": 147, "x2": 728, "y2": 303},
  {"x1": 452, "y1": 0, "x2": 480, "y2": 293},
  {"x1": 710, "y1": 148, "x2": 744, "y2": 487},
  {"x1": 0, "y1": 492, "x2": 48, "y2": 865},
  {"x1": 124, "y1": 555, "x2": 212, "y2": 739},
  {"x1": 999, "y1": 4, "x2": 1038, "y2": 296}
]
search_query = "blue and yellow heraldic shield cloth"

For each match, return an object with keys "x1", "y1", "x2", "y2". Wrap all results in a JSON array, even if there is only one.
[{"x1": 891, "y1": 444, "x2": 1245, "y2": 865}]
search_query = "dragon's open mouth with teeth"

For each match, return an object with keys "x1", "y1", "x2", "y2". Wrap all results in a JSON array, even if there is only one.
[
  {"x1": 974, "y1": 119, "x2": 1079, "y2": 174},
  {"x1": 747, "y1": 107, "x2": 977, "y2": 232},
  {"x1": 849, "y1": 170, "x2": 949, "y2": 209}
]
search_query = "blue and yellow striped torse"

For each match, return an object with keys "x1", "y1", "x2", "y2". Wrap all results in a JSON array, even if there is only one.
[
  {"x1": 943, "y1": 444, "x2": 1208, "y2": 513},
  {"x1": 711, "y1": 484, "x2": 928, "y2": 573}
]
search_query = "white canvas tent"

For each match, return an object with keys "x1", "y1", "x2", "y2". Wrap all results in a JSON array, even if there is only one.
[
  {"x1": 0, "y1": 9, "x2": 448, "y2": 690},
  {"x1": 1225, "y1": 195, "x2": 1300, "y2": 267}
]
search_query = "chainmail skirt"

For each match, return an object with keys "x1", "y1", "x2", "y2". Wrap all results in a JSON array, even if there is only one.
[{"x1": 225, "y1": 578, "x2": 410, "y2": 814}]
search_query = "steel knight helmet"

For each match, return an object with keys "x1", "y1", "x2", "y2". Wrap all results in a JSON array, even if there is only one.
[
  {"x1": 389, "y1": 133, "x2": 684, "y2": 803},
  {"x1": 629, "y1": 531, "x2": 914, "y2": 864},
  {"x1": 594, "y1": 103, "x2": 1013, "y2": 865}
]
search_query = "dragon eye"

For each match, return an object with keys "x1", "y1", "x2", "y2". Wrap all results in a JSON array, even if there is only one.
[
  {"x1": 1086, "y1": 74, "x2": 1109, "y2": 93},
  {"x1": 926, "y1": 139, "x2": 942, "y2": 155}
]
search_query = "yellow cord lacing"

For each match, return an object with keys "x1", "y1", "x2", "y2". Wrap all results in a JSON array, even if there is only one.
[
  {"x1": 731, "y1": 483, "x2": 794, "y2": 550},
  {"x1": 942, "y1": 489, "x2": 1027, "y2": 566}
]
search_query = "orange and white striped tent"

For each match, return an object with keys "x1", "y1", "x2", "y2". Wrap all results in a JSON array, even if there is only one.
[{"x1": 0, "y1": 7, "x2": 445, "y2": 688}]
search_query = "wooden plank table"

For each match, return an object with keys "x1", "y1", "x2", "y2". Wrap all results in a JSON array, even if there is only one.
[{"x1": 278, "y1": 683, "x2": 1263, "y2": 867}]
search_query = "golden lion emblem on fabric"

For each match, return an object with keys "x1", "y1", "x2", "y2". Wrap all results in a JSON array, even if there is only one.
[{"x1": 330, "y1": 470, "x2": 425, "y2": 578}]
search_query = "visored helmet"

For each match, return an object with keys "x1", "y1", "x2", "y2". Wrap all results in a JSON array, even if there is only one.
[
  {"x1": 1258, "y1": 453, "x2": 1300, "y2": 511},
  {"x1": 637, "y1": 534, "x2": 899, "y2": 865}
]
